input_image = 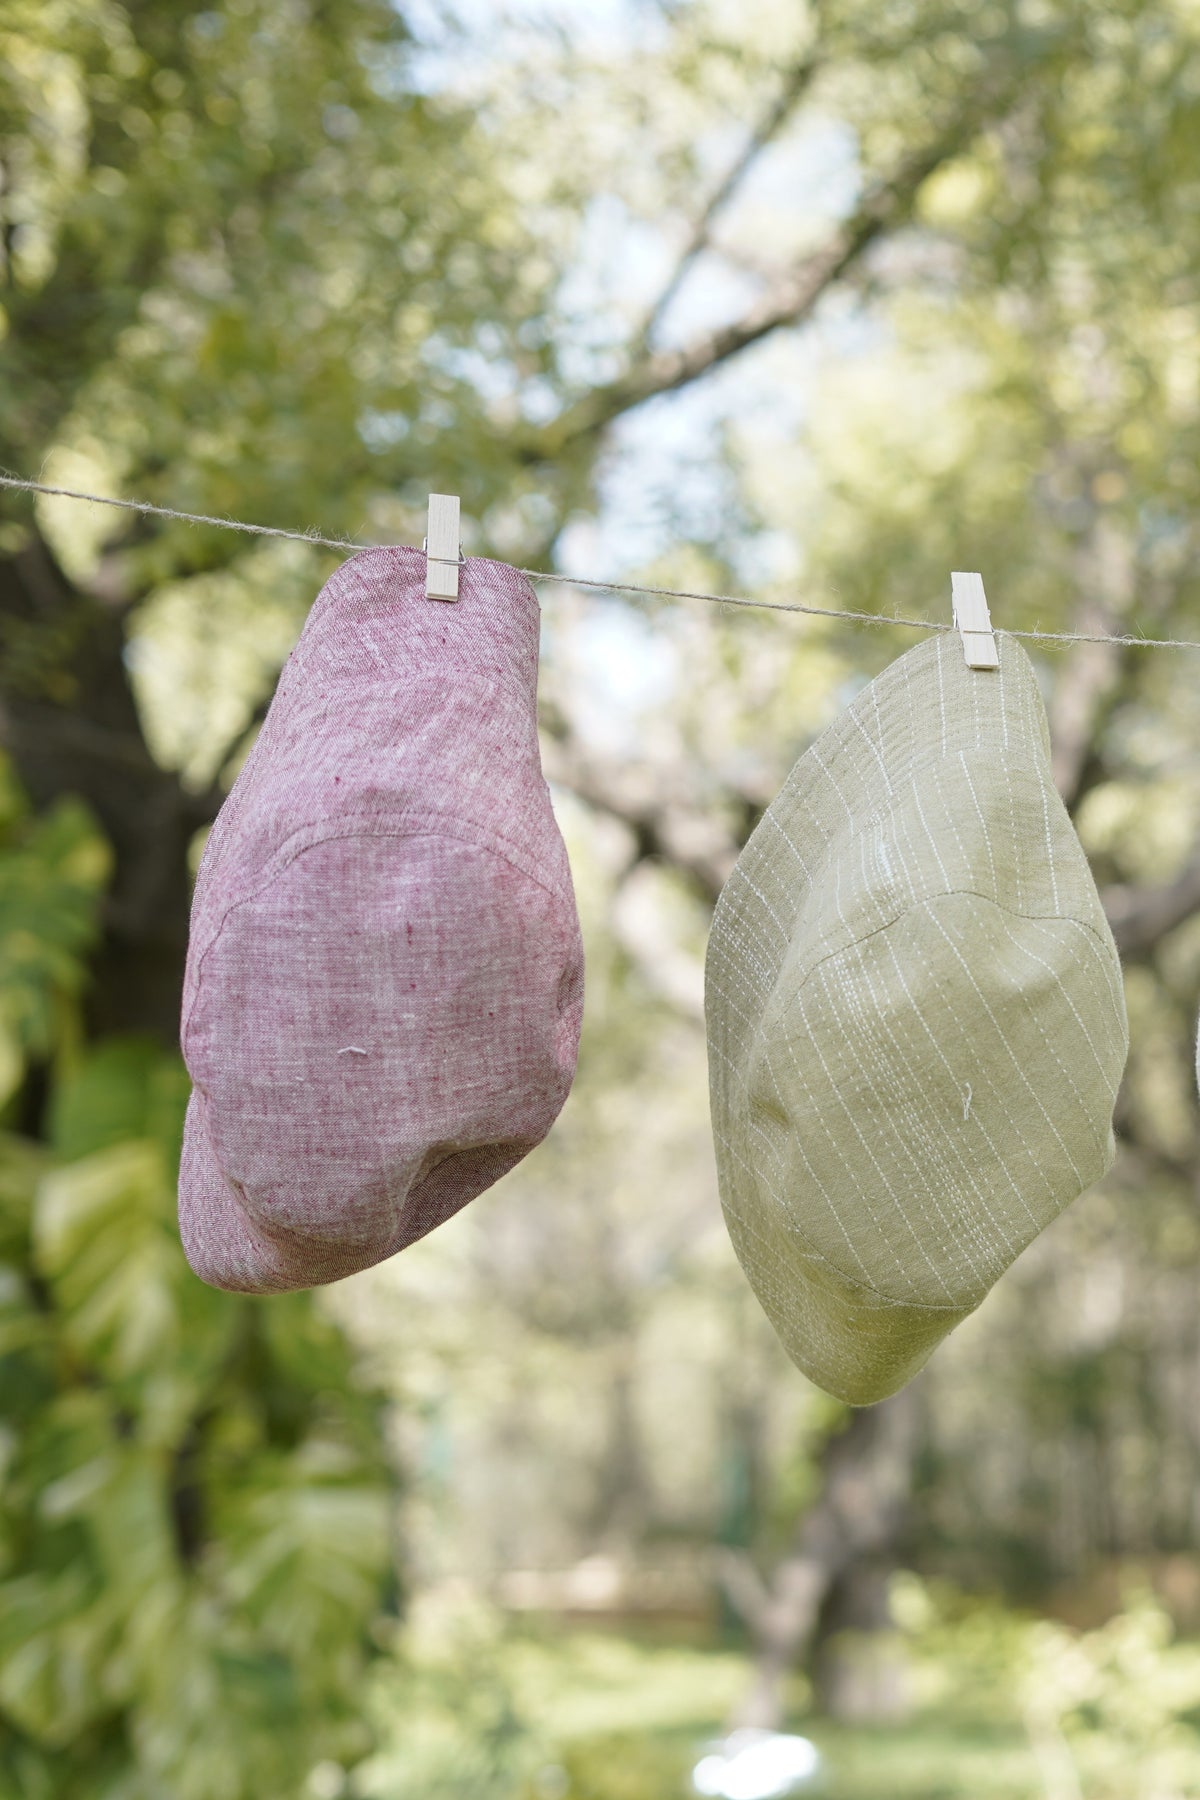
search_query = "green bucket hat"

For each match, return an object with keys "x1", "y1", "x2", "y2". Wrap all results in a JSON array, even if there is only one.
[{"x1": 705, "y1": 629, "x2": 1128, "y2": 1406}]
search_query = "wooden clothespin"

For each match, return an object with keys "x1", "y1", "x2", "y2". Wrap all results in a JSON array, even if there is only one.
[
  {"x1": 425, "y1": 494, "x2": 462, "y2": 601},
  {"x1": 951, "y1": 571, "x2": 999, "y2": 670}
]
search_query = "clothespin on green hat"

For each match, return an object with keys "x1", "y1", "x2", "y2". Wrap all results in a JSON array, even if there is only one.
[{"x1": 952, "y1": 571, "x2": 999, "y2": 670}]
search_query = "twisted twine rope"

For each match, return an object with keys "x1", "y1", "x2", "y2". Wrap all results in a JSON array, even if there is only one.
[{"x1": 5, "y1": 472, "x2": 1198, "y2": 652}]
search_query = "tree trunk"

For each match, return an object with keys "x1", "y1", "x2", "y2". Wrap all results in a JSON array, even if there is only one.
[
  {"x1": 723, "y1": 1385, "x2": 920, "y2": 1731},
  {"x1": 811, "y1": 1557, "x2": 912, "y2": 1723},
  {"x1": 0, "y1": 529, "x2": 207, "y2": 1048}
]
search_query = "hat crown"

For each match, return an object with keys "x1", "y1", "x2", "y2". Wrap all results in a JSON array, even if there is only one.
[{"x1": 187, "y1": 548, "x2": 565, "y2": 987}]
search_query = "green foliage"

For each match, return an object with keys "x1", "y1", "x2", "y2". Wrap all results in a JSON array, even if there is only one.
[
  {"x1": 346, "y1": 1598, "x2": 1200, "y2": 1800},
  {"x1": 0, "y1": 1077, "x2": 396, "y2": 1799},
  {"x1": 0, "y1": 755, "x2": 395, "y2": 1798},
  {"x1": 0, "y1": 0, "x2": 568, "y2": 578},
  {"x1": 553, "y1": 1733, "x2": 696, "y2": 1800},
  {"x1": 351, "y1": 1608, "x2": 756, "y2": 1800},
  {"x1": 0, "y1": 763, "x2": 110, "y2": 1110},
  {"x1": 894, "y1": 1575, "x2": 1200, "y2": 1798},
  {"x1": 1019, "y1": 1595, "x2": 1200, "y2": 1799},
  {"x1": 355, "y1": 1622, "x2": 536, "y2": 1800}
]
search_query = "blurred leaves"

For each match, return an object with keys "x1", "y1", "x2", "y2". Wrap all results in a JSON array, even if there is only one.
[
  {"x1": 894, "y1": 1575, "x2": 1200, "y2": 1799},
  {"x1": 0, "y1": 762, "x2": 110, "y2": 1109},
  {"x1": 0, "y1": 1096, "x2": 395, "y2": 1798},
  {"x1": 0, "y1": 747, "x2": 394, "y2": 1798},
  {"x1": 1, "y1": 0, "x2": 572, "y2": 583}
]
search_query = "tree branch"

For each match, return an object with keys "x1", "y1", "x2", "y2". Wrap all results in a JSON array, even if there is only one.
[
  {"x1": 639, "y1": 49, "x2": 824, "y2": 349},
  {"x1": 521, "y1": 81, "x2": 1022, "y2": 460},
  {"x1": 543, "y1": 667, "x2": 1200, "y2": 965},
  {"x1": 610, "y1": 861, "x2": 705, "y2": 1020},
  {"x1": 730, "y1": 1388, "x2": 919, "y2": 1732},
  {"x1": 1049, "y1": 516, "x2": 1136, "y2": 808},
  {"x1": 183, "y1": 678, "x2": 284, "y2": 827},
  {"x1": 0, "y1": 529, "x2": 198, "y2": 1043},
  {"x1": 1103, "y1": 862, "x2": 1200, "y2": 960},
  {"x1": 713, "y1": 1544, "x2": 772, "y2": 1634},
  {"x1": 540, "y1": 724, "x2": 746, "y2": 905}
]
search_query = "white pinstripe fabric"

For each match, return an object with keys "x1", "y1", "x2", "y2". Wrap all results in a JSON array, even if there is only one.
[{"x1": 705, "y1": 633, "x2": 1129, "y2": 1405}]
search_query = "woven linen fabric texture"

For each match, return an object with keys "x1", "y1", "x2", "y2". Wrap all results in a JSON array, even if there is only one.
[
  {"x1": 179, "y1": 547, "x2": 584, "y2": 1294},
  {"x1": 705, "y1": 631, "x2": 1129, "y2": 1406}
]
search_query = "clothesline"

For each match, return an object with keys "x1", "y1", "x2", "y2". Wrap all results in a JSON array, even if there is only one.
[{"x1": 4, "y1": 470, "x2": 1200, "y2": 653}]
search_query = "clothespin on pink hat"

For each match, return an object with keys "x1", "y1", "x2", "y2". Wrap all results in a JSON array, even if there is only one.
[
  {"x1": 951, "y1": 571, "x2": 999, "y2": 670},
  {"x1": 425, "y1": 493, "x2": 462, "y2": 602}
]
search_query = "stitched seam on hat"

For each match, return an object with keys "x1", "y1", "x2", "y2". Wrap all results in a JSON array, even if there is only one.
[
  {"x1": 721, "y1": 1191, "x2": 975, "y2": 1314},
  {"x1": 197, "y1": 809, "x2": 566, "y2": 918},
  {"x1": 761, "y1": 892, "x2": 1120, "y2": 1012},
  {"x1": 182, "y1": 824, "x2": 572, "y2": 1049},
  {"x1": 727, "y1": 758, "x2": 1075, "y2": 942},
  {"x1": 277, "y1": 812, "x2": 565, "y2": 894},
  {"x1": 719, "y1": 901, "x2": 1121, "y2": 1314}
]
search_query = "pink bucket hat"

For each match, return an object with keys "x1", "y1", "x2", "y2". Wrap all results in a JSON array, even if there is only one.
[{"x1": 179, "y1": 547, "x2": 584, "y2": 1293}]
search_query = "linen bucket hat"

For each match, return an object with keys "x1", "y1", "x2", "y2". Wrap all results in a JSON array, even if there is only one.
[
  {"x1": 705, "y1": 631, "x2": 1128, "y2": 1405},
  {"x1": 179, "y1": 547, "x2": 584, "y2": 1294}
]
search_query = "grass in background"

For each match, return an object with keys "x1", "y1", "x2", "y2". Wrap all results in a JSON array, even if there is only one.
[{"x1": 344, "y1": 1577, "x2": 1200, "y2": 1800}]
